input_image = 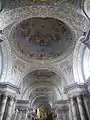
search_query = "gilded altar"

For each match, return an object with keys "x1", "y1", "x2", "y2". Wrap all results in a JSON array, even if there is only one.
[{"x1": 36, "y1": 107, "x2": 48, "y2": 120}]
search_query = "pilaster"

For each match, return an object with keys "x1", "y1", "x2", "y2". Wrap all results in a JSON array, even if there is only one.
[
  {"x1": 0, "y1": 82, "x2": 19, "y2": 120},
  {"x1": 64, "y1": 83, "x2": 88, "y2": 120}
]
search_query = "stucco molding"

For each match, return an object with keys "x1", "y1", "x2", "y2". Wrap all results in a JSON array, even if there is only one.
[
  {"x1": 64, "y1": 82, "x2": 88, "y2": 97},
  {"x1": 0, "y1": 82, "x2": 20, "y2": 96},
  {"x1": 15, "y1": 99, "x2": 29, "y2": 109}
]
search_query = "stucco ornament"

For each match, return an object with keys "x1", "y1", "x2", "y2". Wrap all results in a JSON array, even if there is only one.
[
  {"x1": 1, "y1": 0, "x2": 77, "y2": 11},
  {"x1": 11, "y1": 60, "x2": 25, "y2": 74}
]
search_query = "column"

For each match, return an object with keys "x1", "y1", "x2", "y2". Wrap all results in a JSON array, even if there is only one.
[
  {"x1": 5, "y1": 96, "x2": 15, "y2": 120},
  {"x1": 62, "y1": 111, "x2": 66, "y2": 120},
  {"x1": 25, "y1": 109, "x2": 29, "y2": 120},
  {"x1": 77, "y1": 96, "x2": 86, "y2": 120},
  {"x1": 0, "y1": 95, "x2": 8, "y2": 120},
  {"x1": 56, "y1": 108, "x2": 62, "y2": 120},
  {"x1": 68, "y1": 101, "x2": 73, "y2": 120},
  {"x1": 20, "y1": 109, "x2": 25, "y2": 120},
  {"x1": 14, "y1": 109, "x2": 20, "y2": 120},
  {"x1": 20, "y1": 109, "x2": 27, "y2": 120},
  {"x1": 22, "y1": 109, "x2": 28, "y2": 120},
  {"x1": 11, "y1": 109, "x2": 18, "y2": 120},
  {"x1": 70, "y1": 98, "x2": 77, "y2": 120},
  {"x1": 17, "y1": 109, "x2": 22, "y2": 120},
  {"x1": 83, "y1": 94, "x2": 90, "y2": 120},
  {"x1": 62, "y1": 106, "x2": 69, "y2": 120}
]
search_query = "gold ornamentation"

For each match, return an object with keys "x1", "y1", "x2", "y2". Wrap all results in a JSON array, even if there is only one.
[{"x1": 36, "y1": 107, "x2": 48, "y2": 120}]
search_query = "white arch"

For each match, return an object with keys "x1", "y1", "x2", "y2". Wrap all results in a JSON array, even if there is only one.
[
  {"x1": 17, "y1": 65, "x2": 67, "y2": 87},
  {"x1": 0, "y1": 34, "x2": 12, "y2": 83},
  {"x1": 84, "y1": 0, "x2": 90, "y2": 19},
  {"x1": 73, "y1": 36, "x2": 90, "y2": 83},
  {"x1": 21, "y1": 81, "x2": 62, "y2": 100}
]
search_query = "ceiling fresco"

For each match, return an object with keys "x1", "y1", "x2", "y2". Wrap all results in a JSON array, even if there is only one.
[
  {"x1": 30, "y1": 70, "x2": 55, "y2": 78},
  {"x1": 11, "y1": 17, "x2": 73, "y2": 60}
]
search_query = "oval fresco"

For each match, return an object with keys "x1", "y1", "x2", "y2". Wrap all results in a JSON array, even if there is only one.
[{"x1": 11, "y1": 17, "x2": 73, "y2": 60}]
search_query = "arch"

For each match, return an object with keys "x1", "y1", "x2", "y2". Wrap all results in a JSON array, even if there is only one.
[
  {"x1": 18, "y1": 65, "x2": 67, "y2": 87},
  {"x1": 31, "y1": 95, "x2": 52, "y2": 109},
  {"x1": 0, "y1": 34, "x2": 12, "y2": 82},
  {"x1": 73, "y1": 36, "x2": 90, "y2": 83},
  {"x1": 84, "y1": 0, "x2": 90, "y2": 19},
  {"x1": 20, "y1": 68, "x2": 67, "y2": 101},
  {"x1": 21, "y1": 79, "x2": 63, "y2": 100}
]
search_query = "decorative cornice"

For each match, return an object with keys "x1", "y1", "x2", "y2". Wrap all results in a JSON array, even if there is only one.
[
  {"x1": 64, "y1": 82, "x2": 86, "y2": 91},
  {"x1": 0, "y1": 82, "x2": 20, "y2": 94},
  {"x1": 54, "y1": 100, "x2": 68, "y2": 104},
  {"x1": 64, "y1": 82, "x2": 88, "y2": 97},
  {"x1": 16, "y1": 99, "x2": 29, "y2": 104},
  {"x1": 15, "y1": 100, "x2": 29, "y2": 109}
]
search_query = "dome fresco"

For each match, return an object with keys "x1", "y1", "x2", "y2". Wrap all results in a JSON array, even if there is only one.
[{"x1": 11, "y1": 17, "x2": 74, "y2": 60}]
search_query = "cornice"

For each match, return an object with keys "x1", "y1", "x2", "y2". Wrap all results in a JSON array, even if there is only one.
[
  {"x1": 54, "y1": 100, "x2": 68, "y2": 104},
  {"x1": 64, "y1": 82, "x2": 88, "y2": 97},
  {"x1": 15, "y1": 99, "x2": 29, "y2": 109},
  {"x1": 0, "y1": 82, "x2": 20, "y2": 94}
]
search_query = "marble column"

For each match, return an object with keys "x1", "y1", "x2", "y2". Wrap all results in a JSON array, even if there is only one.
[
  {"x1": 24, "y1": 109, "x2": 28, "y2": 120},
  {"x1": 62, "y1": 111, "x2": 66, "y2": 120},
  {"x1": 20, "y1": 109, "x2": 27, "y2": 120},
  {"x1": 17, "y1": 109, "x2": 22, "y2": 120},
  {"x1": 77, "y1": 96, "x2": 86, "y2": 120},
  {"x1": 83, "y1": 94, "x2": 90, "y2": 120},
  {"x1": 62, "y1": 106, "x2": 69, "y2": 120},
  {"x1": 57, "y1": 109, "x2": 62, "y2": 120},
  {"x1": 25, "y1": 111, "x2": 28, "y2": 120},
  {"x1": 5, "y1": 96, "x2": 15, "y2": 120},
  {"x1": 12, "y1": 109, "x2": 18, "y2": 120},
  {"x1": 68, "y1": 102, "x2": 73, "y2": 120},
  {"x1": 70, "y1": 98, "x2": 77, "y2": 120},
  {"x1": 0, "y1": 95, "x2": 8, "y2": 120}
]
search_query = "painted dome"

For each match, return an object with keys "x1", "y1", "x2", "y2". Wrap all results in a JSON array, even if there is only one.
[{"x1": 10, "y1": 17, "x2": 74, "y2": 61}]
